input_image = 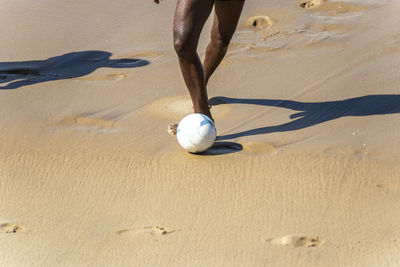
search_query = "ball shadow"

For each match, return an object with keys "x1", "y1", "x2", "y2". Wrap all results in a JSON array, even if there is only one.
[{"x1": 195, "y1": 141, "x2": 243, "y2": 156}]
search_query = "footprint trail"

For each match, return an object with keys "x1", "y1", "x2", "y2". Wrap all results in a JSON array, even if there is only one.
[{"x1": 1, "y1": 222, "x2": 22, "y2": 234}]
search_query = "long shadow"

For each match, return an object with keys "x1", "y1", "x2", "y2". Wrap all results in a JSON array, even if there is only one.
[
  {"x1": 0, "y1": 50, "x2": 150, "y2": 89},
  {"x1": 209, "y1": 95, "x2": 400, "y2": 141}
]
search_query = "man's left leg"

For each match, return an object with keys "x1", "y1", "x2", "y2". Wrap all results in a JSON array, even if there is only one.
[{"x1": 203, "y1": 0, "x2": 245, "y2": 86}]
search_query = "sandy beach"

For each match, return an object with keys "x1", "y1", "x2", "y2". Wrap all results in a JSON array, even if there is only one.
[{"x1": 1, "y1": 0, "x2": 400, "y2": 266}]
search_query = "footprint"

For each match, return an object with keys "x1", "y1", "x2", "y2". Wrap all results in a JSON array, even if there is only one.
[
  {"x1": 267, "y1": 234, "x2": 324, "y2": 248},
  {"x1": 1, "y1": 223, "x2": 22, "y2": 234},
  {"x1": 300, "y1": 0, "x2": 372, "y2": 15},
  {"x1": 144, "y1": 95, "x2": 231, "y2": 121},
  {"x1": 246, "y1": 16, "x2": 274, "y2": 29},
  {"x1": 242, "y1": 141, "x2": 277, "y2": 155},
  {"x1": 116, "y1": 226, "x2": 175, "y2": 236},
  {"x1": 59, "y1": 110, "x2": 122, "y2": 133},
  {"x1": 299, "y1": 0, "x2": 326, "y2": 9}
]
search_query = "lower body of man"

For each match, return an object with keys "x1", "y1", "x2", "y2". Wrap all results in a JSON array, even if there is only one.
[{"x1": 169, "y1": 0, "x2": 245, "y2": 134}]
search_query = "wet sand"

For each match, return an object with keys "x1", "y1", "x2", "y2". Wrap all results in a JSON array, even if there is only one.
[{"x1": 1, "y1": 0, "x2": 400, "y2": 266}]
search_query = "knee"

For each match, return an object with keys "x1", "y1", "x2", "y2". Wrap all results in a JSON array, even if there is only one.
[{"x1": 173, "y1": 30, "x2": 196, "y2": 59}]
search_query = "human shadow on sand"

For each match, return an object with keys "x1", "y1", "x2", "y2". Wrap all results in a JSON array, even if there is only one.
[
  {"x1": 0, "y1": 50, "x2": 150, "y2": 90},
  {"x1": 209, "y1": 95, "x2": 400, "y2": 141}
]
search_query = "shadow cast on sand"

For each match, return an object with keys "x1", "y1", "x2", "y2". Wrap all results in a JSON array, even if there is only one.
[
  {"x1": 209, "y1": 95, "x2": 400, "y2": 141},
  {"x1": 0, "y1": 50, "x2": 150, "y2": 89},
  {"x1": 197, "y1": 141, "x2": 243, "y2": 156}
]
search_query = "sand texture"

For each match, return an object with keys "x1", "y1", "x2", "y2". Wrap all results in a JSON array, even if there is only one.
[{"x1": 1, "y1": 0, "x2": 400, "y2": 266}]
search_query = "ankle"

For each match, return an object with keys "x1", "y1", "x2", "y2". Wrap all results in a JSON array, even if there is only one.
[{"x1": 193, "y1": 106, "x2": 213, "y2": 121}]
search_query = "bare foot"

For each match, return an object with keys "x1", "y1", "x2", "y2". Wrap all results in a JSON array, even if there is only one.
[
  {"x1": 168, "y1": 123, "x2": 178, "y2": 136},
  {"x1": 168, "y1": 103, "x2": 214, "y2": 136}
]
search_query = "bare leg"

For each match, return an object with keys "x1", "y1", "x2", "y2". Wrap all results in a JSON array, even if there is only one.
[
  {"x1": 173, "y1": 0, "x2": 215, "y2": 120},
  {"x1": 170, "y1": 0, "x2": 244, "y2": 136},
  {"x1": 203, "y1": 0, "x2": 245, "y2": 86}
]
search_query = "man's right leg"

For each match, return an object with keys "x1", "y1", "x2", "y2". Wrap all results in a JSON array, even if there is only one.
[{"x1": 173, "y1": 0, "x2": 215, "y2": 120}]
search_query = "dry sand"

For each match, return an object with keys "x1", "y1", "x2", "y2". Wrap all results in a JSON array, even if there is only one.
[{"x1": 1, "y1": 0, "x2": 400, "y2": 266}]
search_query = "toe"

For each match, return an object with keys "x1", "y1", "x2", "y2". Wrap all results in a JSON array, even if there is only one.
[{"x1": 168, "y1": 123, "x2": 178, "y2": 136}]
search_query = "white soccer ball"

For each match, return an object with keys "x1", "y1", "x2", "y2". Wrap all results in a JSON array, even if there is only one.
[{"x1": 177, "y1": 113, "x2": 217, "y2": 153}]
